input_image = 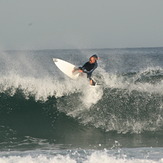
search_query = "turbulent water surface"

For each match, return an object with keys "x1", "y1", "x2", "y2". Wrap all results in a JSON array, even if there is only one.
[{"x1": 0, "y1": 47, "x2": 163, "y2": 162}]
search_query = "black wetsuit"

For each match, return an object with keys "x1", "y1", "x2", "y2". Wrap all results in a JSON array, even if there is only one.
[{"x1": 79, "y1": 61, "x2": 98, "y2": 80}]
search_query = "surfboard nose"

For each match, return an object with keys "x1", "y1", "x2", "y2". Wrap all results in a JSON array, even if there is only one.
[{"x1": 53, "y1": 58, "x2": 58, "y2": 62}]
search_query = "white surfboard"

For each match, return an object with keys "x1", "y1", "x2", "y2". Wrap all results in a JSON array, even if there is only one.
[{"x1": 53, "y1": 58, "x2": 80, "y2": 79}]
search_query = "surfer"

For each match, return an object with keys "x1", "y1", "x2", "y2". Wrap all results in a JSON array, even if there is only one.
[{"x1": 73, "y1": 54, "x2": 99, "y2": 85}]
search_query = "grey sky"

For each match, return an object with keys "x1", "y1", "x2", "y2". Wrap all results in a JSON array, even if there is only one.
[{"x1": 0, "y1": 0, "x2": 163, "y2": 50}]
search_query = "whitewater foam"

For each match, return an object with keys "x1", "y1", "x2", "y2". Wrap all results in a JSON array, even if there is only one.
[
  {"x1": 0, "y1": 74, "x2": 81, "y2": 100},
  {"x1": 0, "y1": 155, "x2": 76, "y2": 163},
  {"x1": 99, "y1": 66, "x2": 163, "y2": 95},
  {"x1": 0, "y1": 149, "x2": 163, "y2": 163},
  {"x1": 80, "y1": 85, "x2": 103, "y2": 108},
  {"x1": 0, "y1": 71, "x2": 104, "y2": 108}
]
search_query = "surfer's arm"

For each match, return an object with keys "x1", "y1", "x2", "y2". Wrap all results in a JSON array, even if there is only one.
[
  {"x1": 80, "y1": 67, "x2": 89, "y2": 73},
  {"x1": 81, "y1": 62, "x2": 98, "y2": 74},
  {"x1": 88, "y1": 62, "x2": 98, "y2": 74},
  {"x1": 79, "y1": 63, "x2": 88, "y2": 73},
  {"x1": 80, "y1": 62, "x2": 90, "y2": 73}
]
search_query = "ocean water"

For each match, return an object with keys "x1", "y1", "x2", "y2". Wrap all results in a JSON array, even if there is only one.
[{"x1": 0, "y1": 47, "x2": 163, "y2": 162}]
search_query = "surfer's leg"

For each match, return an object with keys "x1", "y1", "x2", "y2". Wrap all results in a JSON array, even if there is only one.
[
  {"x1": 87, "y1": 73, "x2": 96, "y2": 86},
  {"x1": 90, "y1": 79, "x2": 96, "y2": 86}
]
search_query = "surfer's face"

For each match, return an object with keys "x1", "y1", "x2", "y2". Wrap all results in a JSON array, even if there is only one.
[{"x1": 89, "y1": 57, "x2": 96, "y2": 64}]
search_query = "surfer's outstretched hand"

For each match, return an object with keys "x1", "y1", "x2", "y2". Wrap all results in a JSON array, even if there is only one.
[
  {"x1": 78, "y1": 69, "x2": 83, "y2": 73},
  {"x1": 72, "y1": 68, "x2": 83, "y2": 73},
  {"x1": 72, "y1": 69, "x2": 76, "y2": 73}
]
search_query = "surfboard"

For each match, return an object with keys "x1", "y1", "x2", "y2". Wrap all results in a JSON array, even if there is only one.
[{"x1": 53, "y1": 58, "x2": 80, "y2": 79}]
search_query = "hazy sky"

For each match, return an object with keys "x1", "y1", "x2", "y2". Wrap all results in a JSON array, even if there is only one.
[{"x1": 0, "y1": 0, "x2": 163, "y2": 50}]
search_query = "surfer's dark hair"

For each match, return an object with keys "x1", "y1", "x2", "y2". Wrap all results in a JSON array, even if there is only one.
[{"x1": 91, "y1": 54, "x2": 98, "y2": 59}]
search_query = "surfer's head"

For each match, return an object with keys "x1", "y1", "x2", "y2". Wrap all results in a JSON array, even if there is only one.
[
  {"x1": 91, "y1": 54, "x2": 98, "y2": 59},
  {"x1": 89, "y1": 54, "x2": 99, "y2": 63}
]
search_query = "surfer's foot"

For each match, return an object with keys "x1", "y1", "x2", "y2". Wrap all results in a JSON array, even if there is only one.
[{"x1": 90, "y1": 79, "x2": 96, "y2": 86}]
